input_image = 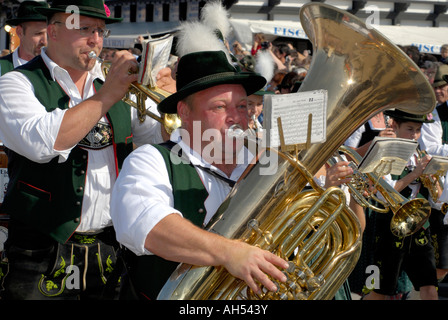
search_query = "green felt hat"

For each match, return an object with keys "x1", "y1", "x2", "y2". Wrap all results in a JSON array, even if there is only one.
[
  {"x1": 384, "y1": 109, "x2": 434, "y2": 123},
  {"x1": 6, "y1": 1, "x2": 49, "y2": 26},
  {"x1": 433, "y1": 64, "x2": 448, "y2": 88},
  {"x1": 158, "y1": 50, "x2": 267, "y2": 114},
  {"x1": 34, "y1": 0, "x2": 122, "y2": 24},
  {"x1": 252, "y1": 90, "x2": 275, "y2": 96}
]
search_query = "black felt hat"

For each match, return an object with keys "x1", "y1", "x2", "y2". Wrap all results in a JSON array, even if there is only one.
[
  {"x1": 6, "y1": 1, "x2": 49, "y2": 26},
  {"x1": 384, "y1": 109, "x2": 434, "y2": 123},
  {"x1": 158, "y1": 50, "x2": 267, "y2": 114},
  {"x1": 34, "y1": 0, "x2": 122, "y2": 24}
]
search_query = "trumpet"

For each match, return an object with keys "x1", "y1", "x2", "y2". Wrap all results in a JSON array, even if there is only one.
[
  {"x1": 330, "y1": 145, "x2": 431, "y2": 237},
  {"x1": 88, "y1": 51, "x2": 181, "y2": 134},
  {"x1": 416, "y1": 149, "x2": 443, "y2": 203},
  {"x1": 416, "y1": 149, "x2": 448, "y2": 214}
]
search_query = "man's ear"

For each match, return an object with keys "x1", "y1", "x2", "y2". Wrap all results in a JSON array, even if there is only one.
[
  {"x1": 390, "y1": 120, "x2": 398, "y2": 131},
  {"x1": 15, "y1": 25, "x2": 24, "y2": 39},
  {"x1": 47, "y1": 24, "x2": 57, "y2": 40},
  {"x1": 177, "y1": 100, "x2": 190, "y2": 119}
]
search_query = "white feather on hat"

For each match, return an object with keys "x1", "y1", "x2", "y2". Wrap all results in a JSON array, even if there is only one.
[
  {"x1": 200, "y1": 0, "x2": 231, "y2": 42},
  {"x1": 175, "y1": 20, "x2": 232, "y2": 63},
  {"x1": 255, "y1": 50, "x2": 275, "y2": 83}
]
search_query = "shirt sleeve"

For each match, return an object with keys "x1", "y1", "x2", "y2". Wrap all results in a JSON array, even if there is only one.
[
  {"x1": 130, "y1": 96, "x2": 164, "y2": 147},
  {"x1": 110, "y1": 144, "x2": 182, "y2": 256},
  {"x1": 419, "y1": 110, "x2": 448, "y2": 156},
  {"x1": 0, "y1": 71, "x2": 72, "y2": 163},
  {"x1": 344, "y1": 125, "x2": 364, "y2": 148}
]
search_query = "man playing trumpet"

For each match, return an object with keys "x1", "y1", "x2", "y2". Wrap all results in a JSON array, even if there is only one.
[
  {"x1": 363, "y1": 109, "x2": 439, "y2": 300},
  {"x1": 0, "y1": 0, "x2": 169, "y2": 300}
]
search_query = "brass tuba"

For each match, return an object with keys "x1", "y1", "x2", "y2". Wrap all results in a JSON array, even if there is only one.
[{"x1": 157, "y1": 3, "x2": 436, "y2": 300}]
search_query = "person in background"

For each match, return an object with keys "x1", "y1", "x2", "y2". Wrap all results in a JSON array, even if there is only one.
[
  {"x1": 363, "y1": 109, "x2": 439, "y2": 300},
  {"x1": 232, "y1": 41, "x2": 249, "y2": 61},
  {"x1": 418, "y1": 64, "x2": 448, "y2": 283},
  {"x1": 0, "y1": 1, "x2": 48, "y2": 75},
  {"x1": 251, "y1": 33, "x2": 265, "y2": 56},
  {"x1": 439, "y1": 44, "x2": 448, "y2": 64}
]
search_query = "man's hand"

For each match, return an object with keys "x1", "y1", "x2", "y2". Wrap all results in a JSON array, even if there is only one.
[
  {"x1": 99, "y1": 50, "x2": 139, "y2": 106},
  {"x1": 222, "y1": 240, "x2": 289, "y2": 294},
  {"x1": 156, "y1": 67, "x2": 176, "y2": 93},
  {"x1": 378, "y1": 127, "x2": 396, "y2": 138},
  {"x1": 324, "y1": 161, "x2": 354, "y2": 188}
]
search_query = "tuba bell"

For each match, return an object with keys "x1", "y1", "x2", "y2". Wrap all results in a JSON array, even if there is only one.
[{"x1": 157, "y1": 3, "x2": 436, "y2": 300}]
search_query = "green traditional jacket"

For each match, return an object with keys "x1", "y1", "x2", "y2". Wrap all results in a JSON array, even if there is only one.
[
  {"x1": 127, "y1": 142, "x2": 209, "y2": 300},
  {"x1": 2, "y1": 56, "x2": 134, "y2": 243},
  {"x1": 126, "y1": 142, "x2": 355, "y2": 300},
  {"x1": 0, "y1": 52, "x2": 14, "y2": 76}
]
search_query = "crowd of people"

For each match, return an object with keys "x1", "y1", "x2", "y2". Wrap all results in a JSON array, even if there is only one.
[{"x1": 0, "y1": 0, "x2": 447, "y2": 302}]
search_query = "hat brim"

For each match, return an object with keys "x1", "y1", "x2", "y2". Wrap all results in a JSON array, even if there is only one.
[
  {"x1": 384, "y1": 110, "x2": 434, "y2": 123},
  {"x1": 252, "y1": 90, "x2": 275, "y2": 96},
  {"x1": 6, "y1": 17, "x2": 47, "y2": 26},
  {"x1": 433, "y1": 79, "x2": 448, "y2": 88},
  {"x1": 440, "y1": 75, "x2": 448, "y2": 87},
  {"x1": 34, "y1": 7, "x2": 123, "y2": 24},
  {"x1": 158, "y1": 72, "x2": 267, "y2": 114}
]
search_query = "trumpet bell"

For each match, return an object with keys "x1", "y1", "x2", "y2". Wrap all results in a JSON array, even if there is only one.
[
  {"x1": 336, "y1": 145, "x2": 432, "y2": 237},
  {"x1": 128, "y1": 82, "x2": 181, "y2": 134},
  {"x1": 391, "y1": 198, "x2": 431, "y2": 237}
]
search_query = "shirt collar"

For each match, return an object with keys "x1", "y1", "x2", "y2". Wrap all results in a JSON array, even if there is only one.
[
  {"x1": 40, "y1": 47, "x2": 104, "y2": 82},
  {"x1": 170, "y1": 128, "x2": 254, "y2": 180},
  {"x1": 12, "y1": 48, "x2": 28, "y2": 68}
]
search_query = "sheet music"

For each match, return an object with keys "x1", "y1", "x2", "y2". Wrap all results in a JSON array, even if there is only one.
[
  {"x1": 423, "y1": 155, "x2": 448, "y2": 175},
  {"x1": 264, "y1": 90, "x2": 327, "y2": 148},
  {"x1": 357, "y1": 137, "x2": 418, "y2": 175},
  {"x1": 138, "y1": 34, "x2": 174, "y2": 87}
]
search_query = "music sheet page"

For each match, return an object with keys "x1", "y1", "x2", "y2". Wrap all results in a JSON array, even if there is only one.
[
  {"x1": 263, "y1": 90, "x2": 327, "y2": 148},
  {"x1": 357, "y1": 137, "x2": 418, "y2": 175}
]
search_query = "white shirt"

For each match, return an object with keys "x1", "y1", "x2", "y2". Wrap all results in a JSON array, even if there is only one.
[
  {"x1": 382, "y1": 152, "x2": 420, "y2": 200},
  {"x1": 418, "y1": 104, "x2": 448, "y2": 220},
  {"x1": 110, "y1": 129, "x2": 253, "y2": 256},
  {"x1": 419, "y1": 104, "x2": 448, "y2": 156},
  {"x1": 344, "y1": 120, "x2": 385, "y2": 148},
  {"x1": 0, "y1": 47, "x2": 163, "y2": 232},
  {"x1": 0, "y1": 48, "x2": 28, "y2": 75}
]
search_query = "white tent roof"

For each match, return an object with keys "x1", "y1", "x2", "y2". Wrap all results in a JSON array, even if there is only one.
[{"x1": 229, "y1": 18, "x2": 448, "y2": 55}]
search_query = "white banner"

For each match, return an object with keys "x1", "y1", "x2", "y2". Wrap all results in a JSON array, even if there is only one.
[{"x1": 230, "y1": 18, "x2": 448, "y2": 55}]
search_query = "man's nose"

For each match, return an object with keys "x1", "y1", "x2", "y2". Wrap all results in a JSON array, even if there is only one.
[{"x1": 227, "y1": 107, "x2": 243, "y2": 124}]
